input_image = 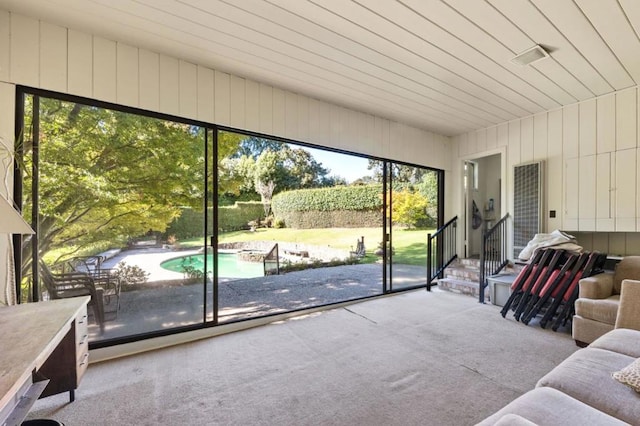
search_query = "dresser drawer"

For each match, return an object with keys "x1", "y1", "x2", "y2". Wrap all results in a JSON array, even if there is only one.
[
  {"x1": 75, "y1": 305, "x2": 88, "y2": 342},
  {"x1": 76, "y1": 350, "x2": 90, "y2": 382}
]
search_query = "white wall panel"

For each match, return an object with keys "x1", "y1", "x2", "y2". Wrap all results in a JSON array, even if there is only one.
[
  {"x1": 138, "y1": 49, "x2": 160, "y2": 112},
  {"x1": 597, "y1": 94, "x2": 616, "y2": 153},
  {"x1": 179, "y1": 61, "x2": 197, "y2": 119},
  {"x1": 258, "y1": 83, "x2": 273, "y2": 135},
  {"x1": 116, "y1": 43, "x2": 139, "y2": 108},
  {"x1": 0, "y1": 82, "x2": 15, "y2": 148},
  {"x1": 196, "y1": 65, "x2": 214, "y2": 123},
  {"x1": 67, "y1": 30, "x2": 92, "y2": 98},
  {"x1": 486, "y1": 126, "x2": 497, "y2": 150},
  {"x1": 466, "y1": 130, "x2": 477, "y2": 155},
  {"x1": 297, "y1": 95, "x2": 310, "y2": 143},
  {"x1": 0, "y1": 11, "x2": 9, "y2": 82},
  {"x1": 616, "y1": 88, "x2": 637, "y2": 150},
  {"x1": 93, "y1": 37, "x2": 117, "y2": 103},
  {"x1": 159, "y1": 55, "x2": 179, "y2": 116},
  {"x1": 10, "y1": 14, "x2": 39, "y2": 87},
  {"x1": 547, "y1": 109, "x2": 563, "y2": 230},
  {"x1": 244, "y1": 79, "x2": 260, "y2": 132},
  {"x1": 214, "y1": 70, "x2": 230, "y2": 126},
  {"x1": 272, "y1": 87, "x2": 285, "y2": 138},
  {"x1": 284, "y1": 91, "x2": 298, "y2": 140},
  {"x1": 476, "y1": 129, "x2": 486, "y2": 152},
  {"x1": 39, "y1": 23, "x2": 67, "y2": 92},
  {"x1": 520, "y1": 116, "x2": 534, "y2": 163},
  {"x1": 497, "y1": 123, "x2": 508, "y2": 148},
  {"x1": 564, "y1": 158, "x2": 579, "y2": 230},
  {"x1": 579, "y1": 155, "x2": 596, "y2": 231},
  {"x1": 616, "y1": 149, "x2": 636, "y2": 231},
  {"x1": 563, "y1": 104, "x2": 579, "y2": 158},
  {"x1": 533, "y1": 113, "x2": 547, "y2": 161},
  {"x1": 595, "y1": 153, "x2": 614, "y2": 231},
  {"x1": 579, "y1": 99, "x2": 596, "y2": 156},
  {"x1": 508, "y1": 121, "x2": 521, "y2": 166},
  {"x1": 229, "y1": 75, "x2": 245, "y2": 129}
]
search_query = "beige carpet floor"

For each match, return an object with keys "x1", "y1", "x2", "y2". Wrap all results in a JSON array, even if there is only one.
[{"x1": 29, "y1": 289, "x2": 578, "y2": 425}]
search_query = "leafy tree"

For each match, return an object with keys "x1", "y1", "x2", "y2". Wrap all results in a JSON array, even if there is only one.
[
  {"x1": 391, "y1": 190, "x2": 429, "y2": 228},
  {"x1": 253, "y1": 146, "x2": 331, "y2": 193},
  {"x1": 21, "y1": 97, "x2": 243, "y2": 268},
  {"x1": 367, "y1": 160, "x2": 427, "y2": 184}
]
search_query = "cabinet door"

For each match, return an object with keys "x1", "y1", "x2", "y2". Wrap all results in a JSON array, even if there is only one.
[
  {"x1": 564, "y1": 158, "x2": 579, "y2": 230},
  {"x1": 596, "y1": 153, "x2": 615, "y2": 231},
  {"x1": 579, "y1": 155, "x2": 596, "y2": 231},
  {"x1": 616, "y1": 149, "x2": 636, "y2": 231}
]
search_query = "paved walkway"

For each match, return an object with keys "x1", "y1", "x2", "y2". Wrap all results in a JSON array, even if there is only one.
[{"x1": 90, "y1": 248, "x2": 428, "y2": 341}]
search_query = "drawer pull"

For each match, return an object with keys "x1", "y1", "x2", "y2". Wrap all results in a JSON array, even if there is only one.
[
  {"x1": 79, "y1": 353, "x2": 89, "y2": 366},
  {"x1": 77, "y1": 314, "x2": 88, "y2": 325},
  {"x1": 78, "y1": 334, "x2": 88, "y2": 345}
]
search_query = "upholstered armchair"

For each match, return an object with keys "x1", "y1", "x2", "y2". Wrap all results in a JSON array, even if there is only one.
[{"x1": 572, "y1": 256, "x2": 640, "y2": 346}]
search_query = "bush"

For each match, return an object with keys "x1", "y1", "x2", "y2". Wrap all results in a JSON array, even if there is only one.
[
  {"x1": 165, "y1": 202, "x2": 265, "y2": 238},
  {"x1": 271, "y1": 185, "x2": 382, "y2": 229}
]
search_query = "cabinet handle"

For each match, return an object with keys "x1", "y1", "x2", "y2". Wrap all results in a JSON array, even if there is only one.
[
  {"x1": 78, "y1": 334, "x2": 88, "y2": 345},
  {"x1": 79, "y1": 353, "x2": 89, "y2": 366},
  {"x1": 77, "y1": 314, "x2": 88, "y2": 325}
]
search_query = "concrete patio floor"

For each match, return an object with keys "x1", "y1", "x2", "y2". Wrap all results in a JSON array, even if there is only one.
[{"x1": 89, "y1": 247, "x2": 428, "y2": 341}]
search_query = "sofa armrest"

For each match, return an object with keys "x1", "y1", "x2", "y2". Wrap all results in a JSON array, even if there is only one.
[
  {"x1": 615, "y1": 279, "x2": 640, "y2": 331},
  {"x1": 578, "y1": 272, "x2": 614, "y2": 299}
]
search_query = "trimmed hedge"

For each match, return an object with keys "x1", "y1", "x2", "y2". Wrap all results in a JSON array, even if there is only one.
[
  {"x1": 166, "y1": 202, "x2": 265, "y2": 238},
  {"x1": 272, "y1": 185, "x2": 382, "y2": 212},
  {"x1": 219, "y1": 202, "x2": 265, "y2": 232},
  {"x1": 271, "y1": 185, "x2": 383, "y2": 229}
]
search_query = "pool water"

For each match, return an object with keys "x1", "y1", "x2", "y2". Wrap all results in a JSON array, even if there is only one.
[{"x1": 160, "y1": 253, "x2": 265, "y2": 279}]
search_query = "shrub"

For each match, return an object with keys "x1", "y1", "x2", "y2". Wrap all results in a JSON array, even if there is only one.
[
  {"x1": 113, "y1": 262, "x2": 149, "y2": 287},
  {"x1": 271, "y1": 185, "x2": 382, "y2": 229}
]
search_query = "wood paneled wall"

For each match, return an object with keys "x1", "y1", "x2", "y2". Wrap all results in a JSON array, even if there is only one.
[
  {"x1": 453, "y1": 85, "x2": 640, "y2": 256},
  {"x1": 0, "y1": 11, "x2": 450, "y2": 172}
]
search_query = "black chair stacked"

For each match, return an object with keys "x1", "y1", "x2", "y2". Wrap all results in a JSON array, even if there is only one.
[{"x1": 500, "y1": 248, "x2": 607, "y2": 331}]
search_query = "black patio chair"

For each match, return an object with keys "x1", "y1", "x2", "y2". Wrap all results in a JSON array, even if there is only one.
[{"x1": 39, "y1": 260, "x2": 105, "y2": 333}]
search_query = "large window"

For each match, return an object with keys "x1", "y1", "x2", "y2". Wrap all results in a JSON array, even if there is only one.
[{"x1": 15, "y1": 88, "x2": 443, "y2": 347}]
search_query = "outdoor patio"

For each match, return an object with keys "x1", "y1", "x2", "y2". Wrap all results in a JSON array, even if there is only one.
[{"x1": 88, "y1": 248, "x2": 428, "y2": 341}]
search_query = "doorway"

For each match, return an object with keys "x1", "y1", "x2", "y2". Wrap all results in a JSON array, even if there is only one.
[{"x1": 463, "y1": 154, "x2": 502, "y2": 258}]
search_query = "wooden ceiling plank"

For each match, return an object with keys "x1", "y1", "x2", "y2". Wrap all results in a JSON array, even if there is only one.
[
  {"x1": 525, "y1": 0, "x2": 632, "y2": 92},
  {"x1": 576, "y1": 0, "x2": 640, "y2": 86},
  {"x1": 436, "y1": 0, "x2": 593, "y2": 102},
  {"x1": 394, "y1": 0, "x2": 583, "y2": 103},
  {"x1": 176, "y1": 0, "x2": 510, "y2": 125}
]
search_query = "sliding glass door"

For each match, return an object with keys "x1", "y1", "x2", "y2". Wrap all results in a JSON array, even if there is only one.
[{"x1": 15, "y1": 88, "x2": 442, "y2": 347}]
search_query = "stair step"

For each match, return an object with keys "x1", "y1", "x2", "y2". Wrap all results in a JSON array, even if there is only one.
[
  {"x1": 437, "y1": 278, "x2": 487, "y2": 300},
  {"x1": 458, "y1": 258, "x2": 481, "y2": 268},
  {"x1": 444, "y1": 266, "x2": 480, "y2": 282}
]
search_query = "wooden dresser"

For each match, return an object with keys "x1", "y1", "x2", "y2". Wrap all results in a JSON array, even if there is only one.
[{"x1": 0, "y1": 296, "x2": 90, "y2": 425}]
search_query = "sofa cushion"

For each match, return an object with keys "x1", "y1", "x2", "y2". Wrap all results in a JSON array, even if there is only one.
[
  {"x1": 475, "y1": 387, "x2": 627, "y2": 426},
  {"x1": 590, "y1": 328, "x2": 640, "y2": 358},
  {"x1": 613, "y1": 256, "x2": 640, "y2": 294},
  {"x1": 537, "y1": 348, "x2": 640, "y2": 424},
  {"x1": 574, "y1": 295, "x2": 620, "y2": 325},
  {"x1": 613, "y1": 357, "x2": 640, "y2": 393}
]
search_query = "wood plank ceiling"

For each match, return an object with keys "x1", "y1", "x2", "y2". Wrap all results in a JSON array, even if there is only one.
[{"x1": 1, "y1": 0, "x2": 639, "y2": 137}]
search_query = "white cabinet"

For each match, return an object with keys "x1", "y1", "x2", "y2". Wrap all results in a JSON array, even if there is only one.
[
  {"x1": 579, "y1": 155, "x2": 596, "y2": 231},
  {"x1": 616, "y1": 149, "x2": 636, "y2": 231},
  {"x1": 596, "y1": 153, "x2": 615, "y2": 231},
  {"x1": 564, "y1": 157, "x2": 579, "y2": 230}
]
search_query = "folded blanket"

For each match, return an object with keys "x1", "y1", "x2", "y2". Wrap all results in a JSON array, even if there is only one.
[{"x1": 518, "y1": 230, "x2": 583, "y2": 261}]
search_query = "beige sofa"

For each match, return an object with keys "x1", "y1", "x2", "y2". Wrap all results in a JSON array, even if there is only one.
[
  {"x1": 572, "y1": 256, "x2": 640, "y2": 345},
  {"x1": 477, "y1": 282, "x2": 640, "y2": 426}
]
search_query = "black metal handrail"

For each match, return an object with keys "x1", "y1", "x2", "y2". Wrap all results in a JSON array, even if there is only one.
[
  {"x1": 427, "y1": 216, "x2": 457, "y2": 291},
  {"x1": 263, "y1": 243, "x2": 279, "y2": 275},
  {"x1": 479, "y1": 213, "x2": 510, "y2": 303}
]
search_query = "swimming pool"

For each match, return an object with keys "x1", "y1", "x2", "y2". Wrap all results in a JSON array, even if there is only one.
[{"x1": 160, "y1": 253, "x2": 265, "y2": 279}]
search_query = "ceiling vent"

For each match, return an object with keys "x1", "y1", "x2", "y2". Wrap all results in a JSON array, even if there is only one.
[{"x1": 511, "y1": 45, "x2": 549, "y2": 66}]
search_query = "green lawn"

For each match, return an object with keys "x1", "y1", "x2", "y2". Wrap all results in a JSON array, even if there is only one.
[{"x1": 183, "y1": 226, "x2": 433, "y2": 266}]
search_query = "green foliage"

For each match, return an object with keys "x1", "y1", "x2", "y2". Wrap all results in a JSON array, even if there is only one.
[
  {"x1": 113, "y1": 262, "x2": 149, "y2": 287},
  {"x1": 272, "y1": 184, "x2": 383, "y2": 212},
  {"x1": 271, "y1": 185, "x2": 383, "y2": 229},
  {"x1": 165, "y1": 202, "x2": 265, "y2": 238},
  {"x1": 20, "y1": 96, "x2": 234, "y2": 268},
  {"x1": 391, "y1": 190, "x2": 429, "y2": 228}
]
